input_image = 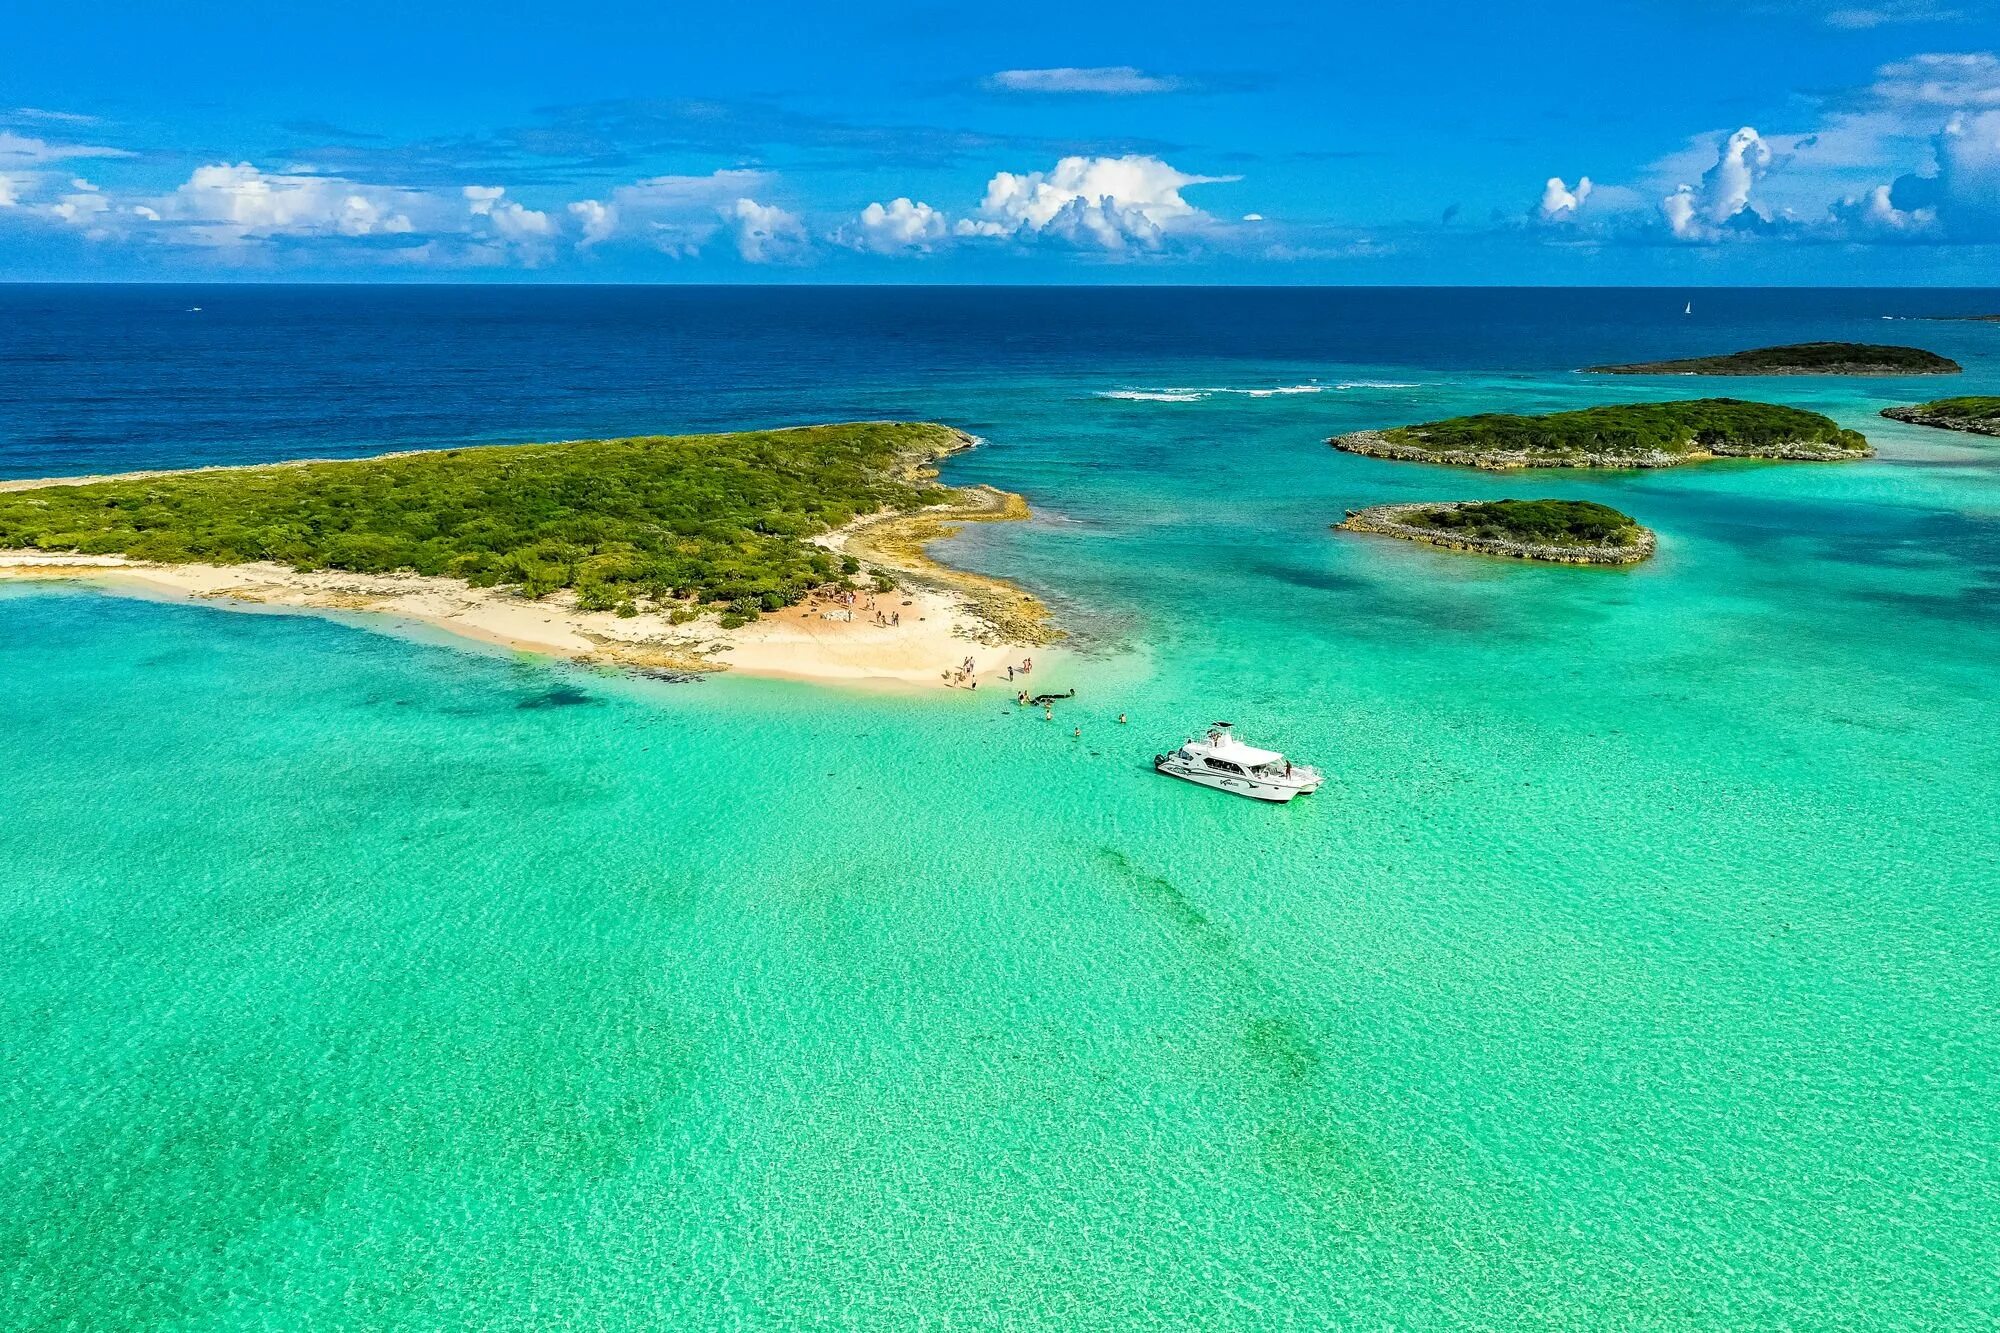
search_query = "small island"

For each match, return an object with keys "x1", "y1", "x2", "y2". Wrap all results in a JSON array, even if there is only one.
[
  {"x1": 0, "y1": 422, "x2": 1059, "y2": 684},
  {"x1": 1331, "y1": 398, "x2": 1871, "y2": 470},
  {"x1": 1585, "y1": 342, "x2": 1961, "y2": 377},
  {"x1": 1338, "y1": 499, "x2": 1655, "y2": 565},
  {"x1": 1881, "y1": 397, "x2": 2000, "y2": 438}
]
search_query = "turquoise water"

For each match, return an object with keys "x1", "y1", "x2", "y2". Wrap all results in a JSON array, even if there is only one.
[{"x1": 4, "y1": 290, "x2": 1999, "y2": 1328}]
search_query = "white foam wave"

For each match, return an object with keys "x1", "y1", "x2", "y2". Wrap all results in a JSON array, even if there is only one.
[{"x1": 1098, "y1": 379, "x2": 1420, "y2": 403}]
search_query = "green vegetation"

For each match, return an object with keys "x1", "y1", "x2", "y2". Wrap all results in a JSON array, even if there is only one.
[
  {"x1": 0, "y1": 422, "x2": 969, "y2": 619},
  {"x1": 1881, "y1": 397, "x2": 2000, "y2": 437},
  {"x1": 1410, "y1": 499, "x2": 1642, "y2": 547},
  {"x1": 1587, "y1": 342, "x2": 1960, "y2": 376},
  {"x1": 1340, "y1": 398, "x2": 1868, "y2": 468}
]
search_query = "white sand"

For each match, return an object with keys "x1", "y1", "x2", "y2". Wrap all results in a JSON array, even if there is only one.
[{"x1": 0, "y1": 552, "x2": 1054, "y2": 690}]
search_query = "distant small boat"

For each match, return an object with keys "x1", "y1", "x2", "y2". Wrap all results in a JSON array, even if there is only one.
[
  {"x1": 1154, "y1": 723, "x2": 1322, "y2": 803},
  {"x1": 1684, "y1": 302, "x2": 1693, "y2": 316},
  {"x1": 187, "y1": 306, "x2": 202, "y2": 312}
]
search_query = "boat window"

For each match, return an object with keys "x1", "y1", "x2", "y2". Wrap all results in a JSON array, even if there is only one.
[{"x1": 1204, "y1": 758, "x2": 1244, "y2": 775}]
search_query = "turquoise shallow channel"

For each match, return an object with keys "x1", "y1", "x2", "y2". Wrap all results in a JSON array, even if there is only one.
[{"x1": 3, "y1": 287, "x2": 1998, "y2": 1329}]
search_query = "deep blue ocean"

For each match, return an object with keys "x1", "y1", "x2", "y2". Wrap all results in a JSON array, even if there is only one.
[
  {"x1": 6, "y1": 284, "x2": 2000, "y2": 477},
  {"x1": 5, "y1": 285, "x2": 1998, "y2": 1330}
]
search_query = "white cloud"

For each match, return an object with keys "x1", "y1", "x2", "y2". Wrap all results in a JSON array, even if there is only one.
[
  {"x1": 0, "y1": 131, "x2": 131, "y2": 168},
  {"x1": 466, "y1": 186, "x2": 551, "y2": 236},
  {"x1": 1537, "y1": 175, "x2": 1594, "y2": 222},
  {"x1": 1825, "y1": 0, "x2": 1960, "y2": 26},
  {"x1": 1936, "y1": 109, "x2": 2000, "y2": 228},
  {"x1": 568, "y1": 198, "x2": 618, "y2": 248},
  {"x1": 844, "y1": 197, "x2": 949, "y2": 254},
  {"x1": 488, "y1": 201, "x2": 551, "y2": 240},
  {"x1": 49, "y1": 179, "x2": 111, "y2": 232},
  {"x1": 1831, "y1": 182, "x2": 1938, "y2": 234},
  {"x1": 986, "y1": 66, "x2": 1183, "y2": 94},
  {"x1": 956, "y1": 154, "x2": 1235, "y2": 251},
  {"x1": 9, "y1": 107, "x2": 102, "y2": 126},
  {"x1": 725, "y1": 198, "x2": 809, "y2": 263},
  {"x1": 464, "y1": 185, "x2": 554, "y2": 263},
  {"x1": 135, "y1": 163, "x2": 436, "y2": 246},
  {"x1": 1881, "y1": 109, "x2": 2000, "y2": 237},
  {"x1": 0, "y1": 131, "x2": 132, "y2": 209},
  {"x1": 567, "y1": 170, "x2": 772, "y2": 256},
  {"x1": 1868, "y1": 52, "x2": 2000, "y2": 108},
  {"x1": 1662, "y1": 127, "x2": 1775, "y2": 240}
]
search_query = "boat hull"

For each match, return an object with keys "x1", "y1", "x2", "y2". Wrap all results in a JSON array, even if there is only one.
[{"x1": 1153, "y1": 757, "x2": 1310, "y2": 802}]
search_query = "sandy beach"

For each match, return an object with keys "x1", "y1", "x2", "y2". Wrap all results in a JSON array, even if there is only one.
[{"x1": 0, "y1": 478, "x2": 1061, "y2": 691}]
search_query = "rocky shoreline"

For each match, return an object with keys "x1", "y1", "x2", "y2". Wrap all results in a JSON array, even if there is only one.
[
  {"x1": 1330, "y1": 429, "x2": 1868, "y2": 471},
  {"x1": 1585, "y1": 343, "x2": 1961, "y2": 376},
  {"x1": 1880, "y1": 403, "x2": 2000, "y2": 438},
  {"x1": 1336, "y1": 503, "x2": 1656, "y2": 565},
  {"x1": 1589, "y1": 362, "x2": 1957, "y2": 377},
  {"x1": 825, "y1": 482, "x2": 1061, "y2": 646}
]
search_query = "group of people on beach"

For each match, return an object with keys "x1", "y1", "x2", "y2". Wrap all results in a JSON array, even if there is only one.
[{"x1": 944, "y1": 655, "x2": 1031, "y2": 689}]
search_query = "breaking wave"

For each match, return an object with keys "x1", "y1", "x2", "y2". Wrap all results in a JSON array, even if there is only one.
[{"x1": 1096, "y1": 380, "x2": 1420, "y2": 403}]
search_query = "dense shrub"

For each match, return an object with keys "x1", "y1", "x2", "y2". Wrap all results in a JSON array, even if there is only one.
[
  {"x1": 1383, "y1": 399, "x2": 1868, "y2": 459},
  {"x1": 1590, "y1": 342, "x2": 1959, "y2": 375},
  {"x1": 1415, "y1": 499, "x2": 1641, "y2": 546},
  {"x1": 0, "y1": 423, "x2": 964, "y2": 618}
]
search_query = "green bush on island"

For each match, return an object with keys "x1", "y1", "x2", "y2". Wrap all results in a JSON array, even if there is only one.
[
  {"x1": 1587, "y1": 342, "x2": 1961, "y2": 375},
  {"x1": 1911, "y1": 396, "x2": 2000, "y2": 421},
  {"x1": 1371, "y1": 398, "x2": 1867, "y2": 461},
  {"x1": 1881, "y1": 396, "x2": 2000, "y2": 436},
  {"x1": 0, "y1": 422, "x2": 968, "y2": 619},
  {"x1": 1411, "y1": 499, "x2": 1642, "y2": 546}
]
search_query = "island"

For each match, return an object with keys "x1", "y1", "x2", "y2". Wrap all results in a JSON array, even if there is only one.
[
  {"x1": 1585, "y1": 342, "x2": 1961, "y2": 376},
  {"x1": 0, "y1": 422, "x2": 1060, "y2": 686},
  {"x1": 1331, "y1": 398, "x2": 1872, "y2": 470},
  {"x1": 1880, "y1": 397, "x2": 2000, "y2": 438},
  {"x1": 1337, "y1": 499, "x2": 1656, "y2": 565}
]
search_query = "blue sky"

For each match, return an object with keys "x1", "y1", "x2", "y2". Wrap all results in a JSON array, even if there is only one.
[{"x1": 4, "y1": 0, "x2": 1998, "y2": 282}]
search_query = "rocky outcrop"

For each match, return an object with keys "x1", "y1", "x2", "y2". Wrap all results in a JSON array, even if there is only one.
[
  {"x1": 1586, "y1": 343, "x2": 1961, "y2": 376},
  {"x1": 1881, "y1": 402, "x2": 2000, "y2": 438},
  {"x1": 1329, "y1": 430, "x2": 1866, "y2": 471},
  {"x1": 1336, "y1": 503, "x2": 1657, "y2": 565}
]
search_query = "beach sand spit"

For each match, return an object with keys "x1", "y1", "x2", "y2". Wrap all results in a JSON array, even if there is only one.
[{"x1": 0, "y1": 455, "x2": 1061, "y2": 691}]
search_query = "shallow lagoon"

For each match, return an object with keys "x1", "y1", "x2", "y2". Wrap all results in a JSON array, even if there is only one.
[{"x1": 3, "y1": 287, "x2": 1997, "y2": 1328}]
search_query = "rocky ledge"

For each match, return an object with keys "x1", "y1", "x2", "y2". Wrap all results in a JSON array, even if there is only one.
[
  {"x1": 1336, "y1": 502, "x2": 1657, "y2": 565},
  {"x1": 1330, "y1": 429, "x2": 1864, "y2": 471},
  {"x1": 1880, "y1": 399, "x2": 2000, "y2": 439},
  {"x1": 1586, "y1": 342, "x2": 1961, "y2": 376}
]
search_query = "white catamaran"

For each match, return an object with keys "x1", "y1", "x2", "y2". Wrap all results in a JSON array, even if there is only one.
[{"x1": 1154, "y1": 723, "x2": 1322, "y2": 803}]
